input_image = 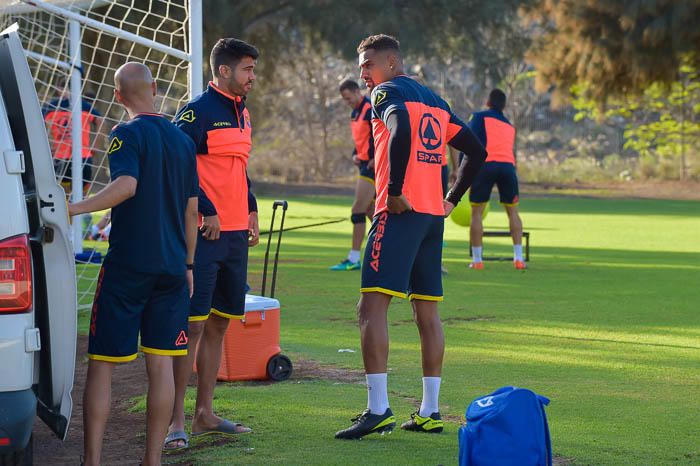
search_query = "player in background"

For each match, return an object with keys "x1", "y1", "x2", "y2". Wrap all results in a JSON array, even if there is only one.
[
  {"x1": 467, "y1": 89, "x2": 525, "y2": 270},
  {"x1": 43, "y1": 80, "x2": 104, "y2": 195},
  {"x1": 335, "y1": 35, "x2": 486, "y2": 440},
  {"x1": 330, "y1": 79, "x2": 376, "y2": 271}
]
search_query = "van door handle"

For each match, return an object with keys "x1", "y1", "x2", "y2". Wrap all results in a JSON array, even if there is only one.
[
  {"x1": 25, "y1": 328, "x2": 41, "y2": 353},
  {"x1": 3, "y1": 150, "x2": 25, "y2": 174}
]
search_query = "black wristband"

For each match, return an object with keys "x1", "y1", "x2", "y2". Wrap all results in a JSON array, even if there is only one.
[
  {"x1": 185, "y1": 263, "x2": 194, "y2": 270},
  {"x1": 387, "y1": 186, "x2": 403, "y2": 197}
]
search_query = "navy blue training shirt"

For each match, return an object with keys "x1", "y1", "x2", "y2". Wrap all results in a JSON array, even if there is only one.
[{"x1": 105, "y1": 113, "x2": 198, "y2": 275}]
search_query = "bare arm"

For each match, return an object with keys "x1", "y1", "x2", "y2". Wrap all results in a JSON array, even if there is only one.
[
  {"x1": 68, "y1": 176, "x2": 137, "y2": 216},
  {"x1": 185, "y1": 197, "x2": 198, "y2": 265}
]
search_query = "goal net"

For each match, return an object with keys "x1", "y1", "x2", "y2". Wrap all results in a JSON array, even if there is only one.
[{"x1": 0, "y1": 0, "x2": 202, "y2": 311}]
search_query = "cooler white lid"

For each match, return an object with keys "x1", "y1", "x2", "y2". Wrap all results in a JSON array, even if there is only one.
[{"x1": 244, "y1": 294, "x2": 280, "y2": 312}]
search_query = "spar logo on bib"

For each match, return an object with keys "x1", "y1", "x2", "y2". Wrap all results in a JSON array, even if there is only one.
[
  {"x1": 417, "y1": 113, "x2": 443, "y2": 164},
  {"x1": 417, "y1": 151, "x2": 443, "y2": 164},
  {"x1": 419, "y1": 113, "x2": 442, "y2": 150}
]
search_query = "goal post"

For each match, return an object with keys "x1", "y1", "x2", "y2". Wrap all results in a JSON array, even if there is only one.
[{"x1": 0, "y1": 0, "x2": 203, "y2": 309}]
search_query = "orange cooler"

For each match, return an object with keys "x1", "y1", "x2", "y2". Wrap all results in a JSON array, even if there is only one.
[{"x1": 215, "y1": 294, "x2": 292, "y2": 382}]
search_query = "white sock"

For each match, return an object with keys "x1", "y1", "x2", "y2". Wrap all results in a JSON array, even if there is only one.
[
  {"x1": 472, "y1": 246, "x2": 483, "y2": 262},
  {"x1": 513, "y1": 244, "x2": 523, "y2": 261},
  {"x1": 419, "y1": 377, "x2": 441, "y2": 416},
  {"x1": 366, "y1": 373, "x2": 389, "y2": 414},
  {"x1": 348, "y1": 249, "x2": 361, "y2": 263}
]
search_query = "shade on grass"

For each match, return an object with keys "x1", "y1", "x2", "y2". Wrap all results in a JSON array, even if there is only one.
[{"x1": 79, "y1": 194, "x2": 700, "y2": 465}]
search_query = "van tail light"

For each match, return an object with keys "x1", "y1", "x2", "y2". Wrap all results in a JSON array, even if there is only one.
[{"x1": 0, "y1": 235, "x2": 32, "y2": 313}]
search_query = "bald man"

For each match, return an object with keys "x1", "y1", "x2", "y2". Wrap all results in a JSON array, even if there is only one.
[{"x1": 69, "y1": 62, "x2": 199, "y2": 466}]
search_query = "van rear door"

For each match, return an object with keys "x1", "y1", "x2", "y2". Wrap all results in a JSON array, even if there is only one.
[{"x1": 0, "y1": 25, "x2": 77, "y2": 440}]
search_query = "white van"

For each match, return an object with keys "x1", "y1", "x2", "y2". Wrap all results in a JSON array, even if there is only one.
[{"x1": 0, "y1": 26, "x2": 77, "y2": 465}]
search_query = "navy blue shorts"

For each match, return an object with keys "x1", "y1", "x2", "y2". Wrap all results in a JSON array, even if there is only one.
[
  {"x1": 88, "y1": 261, "x2": 189, "y2": 362},
  {"x1": 361, "y1": 210, "x2": 444, "y2": 301},
  {"x1": 190, "y1": 230, "x2": 248, "y2": 321},
  {"x1": 469, "y1": 161, "x2": 520, "y2": 205},
  {"x1": 358, "y1": 160, "x2": 375, "y2": 183}
]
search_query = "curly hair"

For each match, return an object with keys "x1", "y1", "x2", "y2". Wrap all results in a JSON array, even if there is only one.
[{"x1": 357, "y1": 34, "x2": 400, "y2": 54}]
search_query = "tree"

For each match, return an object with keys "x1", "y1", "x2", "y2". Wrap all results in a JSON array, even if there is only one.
[
  {"x1": 571, "y1": 64, "x2": 700, "y2": 180},
  {"x1": 524, "y1": 0, "x2": 700, "y2": 105},
  {"x1": 201, "y1": 0, "x2": 535, "y2": 182},
  {"x1": 205, "y1": 0, "x2": 531, "y2": 83}
]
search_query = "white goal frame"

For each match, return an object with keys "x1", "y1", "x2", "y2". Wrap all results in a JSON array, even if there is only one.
[{"x1": 9, "y1": 0, "x2": 202, "y2": 252}]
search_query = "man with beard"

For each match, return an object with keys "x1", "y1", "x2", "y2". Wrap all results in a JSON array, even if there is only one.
[{"x1": 165, "y1": 38, "x2": 260, "y2": 449}]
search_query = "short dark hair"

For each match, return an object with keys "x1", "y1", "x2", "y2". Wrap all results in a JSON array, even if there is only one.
[
  {"x1": 210, "y1": 38, "x2": 259, "y2": 77},
  {"x1": 339, "y1": 79, "x2": 360, "y2": 93},
  {"x1": 487, "y1": 89, "x2": 507, "y2": 111},
  {"x1": 357, "y1": 34, "x2": 400, "y2": 54}
]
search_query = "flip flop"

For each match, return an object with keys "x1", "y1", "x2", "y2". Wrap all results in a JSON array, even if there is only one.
[
  {"x1": 191, "y1": 419, "x2": 252, "y2": 438},
  {"x1": 163, "y1": 430, "x2": 189, "y2": 451}
]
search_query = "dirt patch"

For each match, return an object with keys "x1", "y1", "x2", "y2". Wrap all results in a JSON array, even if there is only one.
[
  {"x1": 32, "y1": 351, "x2": 364, "y2": 465},
  {"x1": 34, "y1": 336, "x2": 149, "y2": 466},
  {"x1": 522, "y1": 180, "x2": 700, "y2": 201},
  {"x1": 292, "y1": 358, "x2": 365, "y2": 384}
]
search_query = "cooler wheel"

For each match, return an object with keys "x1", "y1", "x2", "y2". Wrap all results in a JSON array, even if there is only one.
[{"x1": 267, "y1": 354, "x2": 293, "y2": 381}]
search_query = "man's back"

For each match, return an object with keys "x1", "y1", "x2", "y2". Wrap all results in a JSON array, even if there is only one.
[
  {"x1": 106, "y1": 114, "x2": 198, "y2": 275},
  {"x1": 469, "y1": 109, "x2": 515, "y2": 165},
  {"x1": 371, "y1": 75, "x2": 464, "y2": 216}
]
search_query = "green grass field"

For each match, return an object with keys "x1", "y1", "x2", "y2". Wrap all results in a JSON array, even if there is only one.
[{"x1": 77, "y1": 194, "x2": 700, "y2": 465}]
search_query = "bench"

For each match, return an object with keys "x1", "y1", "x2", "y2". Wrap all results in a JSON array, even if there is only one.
[{"x1": 468, "y1": 231, "x2": 530, "y2": 262}]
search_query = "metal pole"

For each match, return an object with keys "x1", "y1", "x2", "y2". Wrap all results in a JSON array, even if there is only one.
[
  {"x1": 188, "y1": 0, "x2": 203, "y2": 97},
  {"x1": 69, "y1": 18, "x2": 83, "y2": 253},
  {"x1": 24, "y1": 49, "x2": 71, "y2": 71}
]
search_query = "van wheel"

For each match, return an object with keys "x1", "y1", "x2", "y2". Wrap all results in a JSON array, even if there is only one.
[{"x1": 0, "y1": 434, "x2": 33, "y2": 466}]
